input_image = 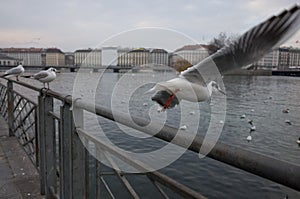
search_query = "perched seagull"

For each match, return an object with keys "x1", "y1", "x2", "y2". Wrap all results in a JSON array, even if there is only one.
[
  {"x1": 29, "y1": 68, "x2": 57, "y2": 89},
  {"x1": 150, "y1": 5, "x2": 300, "y2": 111},
  {"x1": 1, "y1": 64, "x2": 25, "y2": 81}
]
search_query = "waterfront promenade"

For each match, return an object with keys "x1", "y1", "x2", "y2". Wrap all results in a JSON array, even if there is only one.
[{"x1": 0, "y1": 117, "x2": 43, "y2": 199}]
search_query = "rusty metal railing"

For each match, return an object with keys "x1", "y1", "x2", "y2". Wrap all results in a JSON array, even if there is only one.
[{"x1": 0, "y1": 77, "x2": 299, "y2": 199}]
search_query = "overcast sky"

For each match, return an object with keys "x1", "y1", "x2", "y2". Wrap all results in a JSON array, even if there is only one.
[{"x1": 1, "y1": 0, "x2": 300, "y2": 52}]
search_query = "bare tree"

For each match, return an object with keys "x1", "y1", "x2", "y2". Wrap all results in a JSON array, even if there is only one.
[{"x1": 209, "y1": 32, "x2": 240, "y2": 53}]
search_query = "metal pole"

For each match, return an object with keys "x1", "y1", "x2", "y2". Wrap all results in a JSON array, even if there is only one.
[
  {"x1": 38, "y1": 95, "x2": 46, "y2": 195},
  {"x1": 60, "y1": 102, "x2": 73, "y2": 199},
  {"x1": 7, "y1": 80, "x2": 14, "y2": 136},
  {"x1": 71, "y1": 106, "x2": 87, "y2": 199},
  {"x1": 43, "y1": 94, "x2": 57, "y2": 198}
]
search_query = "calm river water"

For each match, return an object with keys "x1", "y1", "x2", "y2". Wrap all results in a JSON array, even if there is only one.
[{"x1": 3, "y1": 70, "x2": 300, "y2": 199}]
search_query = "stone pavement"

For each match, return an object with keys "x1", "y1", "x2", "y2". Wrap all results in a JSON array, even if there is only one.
[{"x1": 0, "y1": 117, "x2": 44, "y2": 199}]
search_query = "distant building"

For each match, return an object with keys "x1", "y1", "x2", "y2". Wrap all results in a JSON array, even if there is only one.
[
  {"x1": 74, "y1": 49, "x2": 91, "y2": 66},
  {"x1": 173, "y1": 44, "x2": 209, "y2": 65},
  {"x1": 127, "y1": 48, "x2": 150, "y2": 67},
  {"x1": 45, "y1": 48, "x2": 65, "y2": 66},
  {"x1": 150, "y1": 49, "x2": 169, "y2": 66},
  {"x1": 287, "y1": 47, "x2": 300, "y2": 69},
  {"x1": 0, "y1": 47, "x2": 43, "y2": 66},
  {"x1": 65, "y1": 52, "x2": 74, "y2": 66},
  {"x1": 0, "y1": 53, "x2": 23, "y2": 66},
  {"x1": 101, "y1": 47, "x2": 117, "y2": 66},
  {"x1": 117, "y1": 48, "x2": 132, "y2": 67},
  {"x1": 254, "y1": 49, "x2": 280, "y2": 69},
  {"x1": 74, "y1": 49, "x2": 101, "y2": 66},
  {"x1": 253, "y1": 47, "x2": 300, "y2": 70}
]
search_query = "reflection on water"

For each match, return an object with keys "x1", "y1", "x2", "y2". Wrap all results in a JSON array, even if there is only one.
[{"x1": 2, "y1": 71, "x2": 300, "y2": 198}]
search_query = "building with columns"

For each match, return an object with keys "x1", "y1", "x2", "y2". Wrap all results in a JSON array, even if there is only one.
[
  {"x1": 254, "y1": 47, "x2": 300, "y2": 70},
  {"x1": 0, "y1": 47, "x2": 43, "y2": 66},
  {"x1": 149, "y1": 49, "x2": 169, "y2": 66},
  {"x1": 173, "y1": 44, "x2": 209, "y2": 65},
  {"x1": 45, "y1": 48, "x2": 65, "y2": 66},
  {"x1": 74, "y1": 49, "x2": 101, "y2": 66},
  {"x1": 0, "y1": 53, "x2": 23, "y2": 66}
]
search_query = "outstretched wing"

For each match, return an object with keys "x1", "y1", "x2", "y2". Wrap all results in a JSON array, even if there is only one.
[{"x1": 181, "y1": 5, "x2": 300, "y2": 85}]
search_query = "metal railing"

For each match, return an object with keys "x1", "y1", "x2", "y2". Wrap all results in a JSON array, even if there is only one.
[{"x1": 0, "y1": 77, "x2": 299, "y2": 199}]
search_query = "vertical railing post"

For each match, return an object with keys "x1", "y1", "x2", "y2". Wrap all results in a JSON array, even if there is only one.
[
  {"x1": 7, "y1": 80, "x2": 14, "y2": 137},
  {"x1": 38, "y1": 93, "x2": 57, "y2": 198},
  {"x1": 72, "y1": 105, "x2": 88, "y2": 199},
  {"x1": 60, "y1": 101, "x2": 89, "y2": 199},
  {"x1": 60, "y1": 102, "x2": 73, "y2": 199},
  {"x1": 38, "y1": 95, "x2": 46, "y2": 195}
]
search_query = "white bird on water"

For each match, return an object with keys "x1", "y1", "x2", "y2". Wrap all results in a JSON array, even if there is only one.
[
  {"x1": 1, "y1": 64, "x2": 25, "y2": 81},
  {"x1": 30, "y1": 68, "x2": 57, "y2": 89},
  {"x1": 149, "y1": 5, "x2": 300, "y2": 111}
]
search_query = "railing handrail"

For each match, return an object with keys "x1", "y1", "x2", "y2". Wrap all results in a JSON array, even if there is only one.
[{"x1": 1, "y1": 77, "x2": 300, "y2": 192}]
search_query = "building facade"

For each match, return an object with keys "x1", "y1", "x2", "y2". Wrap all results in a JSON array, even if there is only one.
[
  {"x1": 117, "y1": 48, "x2": 132, "y2": 67},
  {"x1": 101, "y1": 47, "x2": 116, "y2": 66},
  {"x1": 149, "y1": 49, "x2": 169, "y2": 66},
  {"x1": 255, "y1": 49, "x2": 280, "y2": 69},
  {"x1": 74, "y1": 49, "x2": 101, "y2": 66},
  {"x1": 127, "y1": 48, "x2": 150, "y2": 67},
  {"x1": 0, "y1": 48, "x2": 43, "y2": 66},
  {"x1": 0, "y1": 53, "x2": 23, "y2": 66},
  {"x1": 287, "y1": 48, "x2": 300, "y2": 69},
  {"x1": 253, "y1": 47, "x2": 300, "y2": 70},
  {"x1": 173, "y1": 44, "x2": 209, "y2": 65},
  {"x1": 45, "y1": 48, "x2": 65, "y2": 66},
  {"x1": 65, "y1": 52, "x2": 75, "y2": 66}
]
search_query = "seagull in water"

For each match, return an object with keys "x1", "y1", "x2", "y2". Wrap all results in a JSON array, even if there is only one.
[
  {"x1": 150, "y1": 5, "x2": 300, "y2": 111},
  {"x1": 30, "y1": 68, "x2": 57, "y2": 89},
  {"x1": 1, "y1": 64, "x2": 25, "y2": 81}
]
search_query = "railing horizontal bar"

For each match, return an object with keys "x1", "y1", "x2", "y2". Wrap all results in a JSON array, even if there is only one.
[
  {"x1": 77, "y1": 128, "x2": 208, "y2": 199},
  {"x1": 100, "y1": 176, "x2": 116, "y2": 199},
  {"x1": 150, "y1": 180, "x2": 170, "y2": 199},
  {"x1": 48, "y1": 111, "x2": 60, "y2": 120},
  {"x1": 103, "y1": 152, "x2": 140, "y2": 199},
  {"x1": 73, "y1": 100, "x2": 300, "y2": 192},
  {"x1": 100, "y1": 172, "x2": 145, "y2": 176},
  {"x1": 2, "y1": 77, "x2": 41, "y2": 92}
]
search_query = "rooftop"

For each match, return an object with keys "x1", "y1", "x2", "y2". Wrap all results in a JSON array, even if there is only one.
[
  {"x1": 174, "y1": 44, "x2": 209, "y2": 52},
  {"x1": 1, "y1": 47, "x2": 43, "y2": 53}
]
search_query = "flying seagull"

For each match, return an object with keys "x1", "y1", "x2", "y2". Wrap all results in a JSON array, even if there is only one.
[
  {"x1": 25, "y1": 67, "x2": 57, "y2": 89},
  {"x1": 150, "y1": 5, "x2": 300, "y2": 111},
  {"x1": 1, "y1": 64, "x2": 25, "y2": 81}
]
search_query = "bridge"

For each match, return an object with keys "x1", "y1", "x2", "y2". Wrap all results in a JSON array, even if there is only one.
[{"x1": 0, "y1": 77, "x2": 299, "y2": 198}]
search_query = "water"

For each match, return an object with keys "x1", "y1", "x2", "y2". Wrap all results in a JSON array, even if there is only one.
[{"x1": 2, "y1": 71, "x2": 300, "y2": 198}]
